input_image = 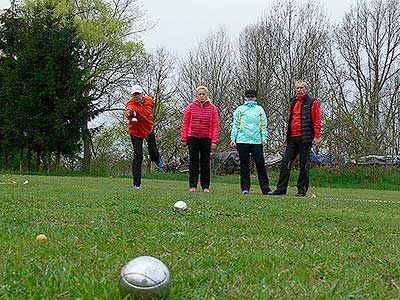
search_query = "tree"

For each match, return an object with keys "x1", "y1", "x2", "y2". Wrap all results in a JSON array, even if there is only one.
[
  {"x1": 325, "y1": 0, "x2": 400, "y2": 156},
  {"x1": 237, "y1": 23, "x2": 275, "y2": 99},
  {"x1": 269, "y1": 1, "x2": 328, "y2": 94},
  {"x1": 0, "y1": 1, "x2": 92, "y2": 171},
  {"x1": 69, "y1": 0, "x2": 148, "y2": 171},
  {"x1": 21, "y1": 0, "x2": 149, "y2": 170}
]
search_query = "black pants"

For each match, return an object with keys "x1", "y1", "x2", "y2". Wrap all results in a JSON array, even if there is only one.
[
  {"x1": 276, "y1": 136, "x2": 312, "y2": 194},
  {"x1": 187, "y1": 137, "x2": 211, "y2": 190},
  {"x1": 130, "y1": 130, "x2": 161, "y2": 186},
  {"x1": 236, "y1": 143, "x2": 271, "y2": 194}
]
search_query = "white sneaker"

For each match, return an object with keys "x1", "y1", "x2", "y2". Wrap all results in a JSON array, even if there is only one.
[{"x1": 133, "y1": 184, "x2": 142, "y2": 190}]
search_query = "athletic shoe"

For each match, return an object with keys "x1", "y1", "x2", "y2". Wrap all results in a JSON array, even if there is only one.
[
  {"x1": 295, "y1": 191, "x2": 306, "y2": 197},
  {"x1": 190, "y1": 187, "x2": 197, "y2": 192},
  {"x1": 269, "y1": 190, "x2": 286, "y2": 196},
  {"x1": 154, "y1": 160, "x2": 165, "y2": 168},
  {"x1": 133, "y1": 184, "x2": 142, "y2": 190},
  {"x1": 242, "y1": 189, "x2": 249, "y2": 195},
  {"x1": 203, "y1": 189, "x2": 210, "y2": 193}
]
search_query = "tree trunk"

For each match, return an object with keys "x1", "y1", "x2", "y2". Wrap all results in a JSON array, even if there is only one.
[
  {"x1": 42, "y1": 155, "x2": 49, "y2": 173},
  {"x1": 55, "y1": 150, "x2": 61, "y2": 172},
  {"x1": 19, "y1": 147, "x2": 24, "y2": 172},
  {"x1": 35, "y1": 151, "x2": 41, "y2": 171},
  {"x1": 147, "y1": 158, "x2": 151, "y2": 173},
  {"x1": 82, "y1": 121, "x2": 91, "y2": 172},
  {"x1": 27, "y1": 147, "x2": 32, "y2": 170}
]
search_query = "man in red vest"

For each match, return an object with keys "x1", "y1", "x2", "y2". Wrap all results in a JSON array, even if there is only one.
[
  {"x1": 125, "y1": 85, "x2": 164, "y2": 190},
  {"x1": 270, "y1": 80, "x2": 321, "y2": 197}
]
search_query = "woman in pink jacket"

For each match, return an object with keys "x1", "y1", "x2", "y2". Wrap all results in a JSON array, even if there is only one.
[{"x1": 181, "y1": 86, "x2": 219, "y2": 193}]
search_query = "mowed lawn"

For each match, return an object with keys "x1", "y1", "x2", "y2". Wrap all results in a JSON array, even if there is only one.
[{"x1": 0, "y1": 174, "x2": 399, "y2": 299}]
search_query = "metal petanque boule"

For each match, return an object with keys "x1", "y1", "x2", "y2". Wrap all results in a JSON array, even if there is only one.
[
  {"x1": 119, "y1": 256, "x2": 171, "y2": 299},
  {"x1": 173, "y1": 201, "x2": 188, "y2": 212}
]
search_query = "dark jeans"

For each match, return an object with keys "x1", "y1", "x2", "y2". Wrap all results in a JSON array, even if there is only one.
[
  {"x1": 187, "y1": 137, "x2": 211, "y2": 190},
  {"x1": 236, "y1": 143, "x2": 271, "y2": 194},
  {"x1": 130, "y1": 130, "x2": 161, "y2": 186},
  {"x1": 276, "y1": 136, "x2": 312, "y2": 194}
]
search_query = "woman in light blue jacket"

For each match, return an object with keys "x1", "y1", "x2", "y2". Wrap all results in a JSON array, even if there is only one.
[{"x1": 230, "y1": 89, "x2": 271, "y2": 195}]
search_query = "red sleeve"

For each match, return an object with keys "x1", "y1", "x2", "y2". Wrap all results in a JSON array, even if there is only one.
[
  {"x1": 125, "y1": 99, "x2": 134, "y2": 119},
  {"x1": 312, "y1": 100, "x2": 322, "y2": 139},
  {"x1": 136, "y1": 96, "x2": 154, "y2": 124},
  {"x1": 211, "y1": 105, "x2": 219, "y2": 144},
  {"x1": 181, "y1": 104, "x2": 191, "y2": 142}
]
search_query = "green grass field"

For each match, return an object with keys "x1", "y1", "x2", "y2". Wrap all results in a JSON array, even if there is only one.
[{"x1": 1, "y1": 174, "x2": 399, "y2": 299}]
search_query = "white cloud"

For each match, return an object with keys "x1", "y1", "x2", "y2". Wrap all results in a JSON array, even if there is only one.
[
  {"x1": 0, "y1": 0, "x2": 352, "y2": 57},
  {"x1": 141, "y1": 0, "x2": 352, "y2": 56}
]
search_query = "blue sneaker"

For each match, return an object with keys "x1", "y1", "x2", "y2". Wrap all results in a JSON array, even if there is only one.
[
  {"x1": 154, "y1": 160, "x2": 164, "y2": 168},
  {"x1": 133, "y1": 184, "x2": 142, "y2": 190},
  {"x1": 242, "y1": 189, "x2": 249, "y2": 195}
]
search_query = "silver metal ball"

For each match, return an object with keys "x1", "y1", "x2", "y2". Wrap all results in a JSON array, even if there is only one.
[
  {"x1": 119, "y1": 256, "x2": 171, "y2": 299},
  {"x1": 173, "y1": 201, "x2": 188, "y2": 212}
]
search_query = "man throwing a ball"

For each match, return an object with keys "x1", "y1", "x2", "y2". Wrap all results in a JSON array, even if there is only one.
[{"x1": 125, "y1": 85, "x2": 164, "y2": 190}]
